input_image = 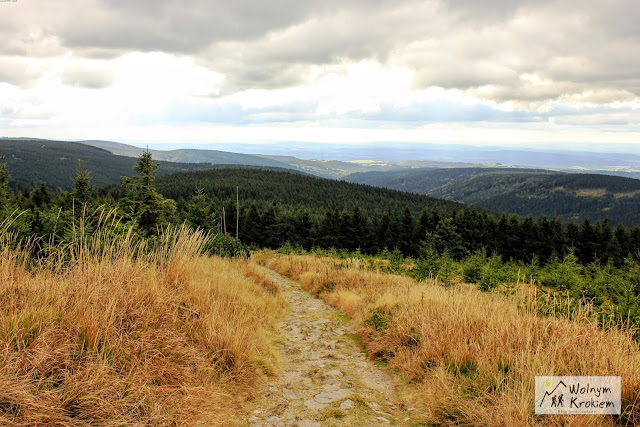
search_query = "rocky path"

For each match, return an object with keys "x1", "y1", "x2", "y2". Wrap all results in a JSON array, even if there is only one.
[{"x1": 246, "y1": 267, "x2": 415, "y2": 427}]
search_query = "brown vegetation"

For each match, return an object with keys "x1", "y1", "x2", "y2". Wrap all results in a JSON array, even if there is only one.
[
  {"x1": 255, "y1": 251, "x2": 640, "y2": 426},
  {"x1": 0, "y1": 217, "x2": 285, "y2": 425}
]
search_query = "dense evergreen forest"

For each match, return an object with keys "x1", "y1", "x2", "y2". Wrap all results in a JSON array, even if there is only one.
[
  {"x1": 0, "y1": 138, "x2": 221, "y2": 189},
  {"x1": 145, "y1": 168, "x2": 639, "y2": 267},
  {"x1": 1, "y1": 152, "x2": 639, "y2": 332},
  {"x1": 2, "y1": 156, "x2": 639, "y2": 266},
  {"x1": 346, "y1": 167, "x2": 640, "y2": 226}
]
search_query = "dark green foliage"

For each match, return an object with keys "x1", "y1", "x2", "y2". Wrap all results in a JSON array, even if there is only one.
[
  {"x1": 367, "y1": 308, "x2": 392, "y2": 333},
  {"x1": 186, "y1": 188, "x2": 216, "y2": 231},
  {"x1": 387, "y1": 248, "x2": 406, "y2": 274},
  {"x1": 2, "y1": 152, "x2": 640, "y2": 333},
  {"x1": 72, "y1": 160, "x2": 94, "y2": 205},
  {"x1": 120, "y1": 150, "x2": 175, "y2": 236},
  {"x1": 424, "y1": 217, "x2": 467, "y2": 260},
  {"x1": 478, "y1": 254, "x2": 507, "y2": 292},
  {"x1": 412, "y1": 243, "x2": 439, "y2": 281},
  {"x1": 153, "y1": 167, "x2": 461, "y2": 218},
  {"x1": 347, "y1": 167, "x2": 640, "y2": 227},
  {"x1": 540, "y1": 251, "x2": 584, "y2": 293},
  {"x1": 203, "y1": 234, "x2": 250, "y2": 258},
  {"x1": 0, "y1": 138, "x2": 219, "y2": 190},
  {"x1": 462, "y1": 250, "x2": 486, "y2": 284},
  {"x1": 0, "y1": 155, "x2": 9, "y2": 213}
]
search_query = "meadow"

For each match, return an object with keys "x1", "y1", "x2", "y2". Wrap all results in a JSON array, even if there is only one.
[
  {"x1": 0, "y1": 214, "x2": 285, "y2": 425},
  {"x1": 255, "y1": 251, "x2": 640, "y2": 426}
]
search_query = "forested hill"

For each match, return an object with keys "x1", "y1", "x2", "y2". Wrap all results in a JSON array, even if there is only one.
[
  {"x1": 0, "y1": 138, "x2": 221, "y2": 190},
  {"x1": 133, "y1": 167, "x2": 639, "y2": 266},
  {"x1": 345, "y1": 167, "x2": 550, "y2": 193},
  {"x1": 345, "y1": 168, "x2": 640, "y2": 226},
  {"x1": 150, "y1": 167, "x2": 465, "y2": 217}
]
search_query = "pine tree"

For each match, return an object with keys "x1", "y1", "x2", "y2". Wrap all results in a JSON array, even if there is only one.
[
  {"x1": 241, "y1": 204, "x2": 262, "y2": 246},
  {"x1": 32, "y1": 183, "x2": 51, "y2": 208},
  {"x1": 186, "y1": 188, "x2": 214, "y2": 231},
  {"x1": 120, "y1": 150, "x2": 172, "y2": 236},
  {"x1": 400, "y1": 207, "x2": 416, "y2": 256},
  {"x1": 72, "y1": 160, "x2": 94, "y2": 206}
]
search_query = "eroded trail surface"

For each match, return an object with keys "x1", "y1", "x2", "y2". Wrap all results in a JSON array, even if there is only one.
[{"x1": 246, "y1": 268, "x2": 415, "y2": 427}]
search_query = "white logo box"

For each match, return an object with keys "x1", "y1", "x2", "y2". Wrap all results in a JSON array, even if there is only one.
[{"x1": 535, "y1": 376, "x2": 621, "y2": 415}]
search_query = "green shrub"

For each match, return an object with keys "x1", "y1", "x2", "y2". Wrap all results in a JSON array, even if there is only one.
[
  {"x1": 366, "y1": 308, "x2": 392, "y2": 333},
  {"x1": 203, "y1": 233, "x2": 250, "y2": 258},
  {"x1": 479, "y1": 253, "x2": 505, "y2": 291},
  {"x1": 462, "y1": 250, "x2": 486, "y2": 284}
]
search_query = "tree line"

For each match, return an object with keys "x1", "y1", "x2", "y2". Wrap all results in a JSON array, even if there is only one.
[{"x1": 1, "y1": 154, "x2": 640, "y2": 268}]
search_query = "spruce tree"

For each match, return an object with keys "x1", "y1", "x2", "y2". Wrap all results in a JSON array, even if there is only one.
[
  {"x1": 186, "y1": 188, "x2": 214, "y2": 230},
  {"x1": 120, "y1": 150, "x2": 171, "y2": 236},
  {"x1": 72, "y1": 160, "x2": 94, "y2": 206}
]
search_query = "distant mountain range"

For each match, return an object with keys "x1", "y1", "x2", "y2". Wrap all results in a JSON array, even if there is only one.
[
  {"x1": 82, "y1": 139, "x2": 489, "y2": 178},
  {"x1": 3, "y1": 137, "x2": 640, "y2": 226},
  {"x1": 345, "y1": 168, "x2": 640, "y2": 226},
  {"x1": 81, "y1": 140, "x2": 297, "y2": 170}
]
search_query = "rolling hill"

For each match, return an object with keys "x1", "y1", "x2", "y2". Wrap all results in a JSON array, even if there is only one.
[
  {"x1": 150, "y1": 167, "x2": 465, "y2": 217},
  {"x1": 81, "y1": 140, "x2": 299, "y2": 170},
  {"x1": 0, "y1": 138, "x2": 222, "y2": 190},
  {"x1": 345, "y1": 168, "x2": 640, "y2": 226},
  {"x1": 82, "y1": 139, "x2": 491, "y2": 179}
]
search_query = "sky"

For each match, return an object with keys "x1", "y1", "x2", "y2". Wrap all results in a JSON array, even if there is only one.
[{"x1": 1, "y1": 0, "x2": 639, "y2": 152}]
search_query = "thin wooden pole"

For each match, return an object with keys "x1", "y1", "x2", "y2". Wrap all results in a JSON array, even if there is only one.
[
  {"x1": 236, "y1": 186, "x2": 239, "y2": 239},
  {"x1": 222, "y1": 207, "x2": 227, "y2": 235}
]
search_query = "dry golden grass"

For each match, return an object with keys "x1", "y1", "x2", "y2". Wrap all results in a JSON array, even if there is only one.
[
  {"x1": 0, "y1": 216, "x2": 285, "y2": 426},
  {"x1": 255, "y1": 251, "x2": 640, "y2": 426}
]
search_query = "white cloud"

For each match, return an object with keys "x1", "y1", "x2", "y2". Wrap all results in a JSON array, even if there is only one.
[{"x1": 1, "y1": 0, "x2": 640, "y2": 148}]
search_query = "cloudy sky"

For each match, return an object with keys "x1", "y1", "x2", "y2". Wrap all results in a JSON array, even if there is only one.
[{"x1": 1, "y1": 0, "x2": 639, "y2": 151}]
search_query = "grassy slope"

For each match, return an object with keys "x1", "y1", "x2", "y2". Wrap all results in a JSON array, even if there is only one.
[
  {"x1": 255, "y1": 251, "x2": 640, "y2": 426},
  {"x1": 0, "y1": 219, "x2": 285, "y2": 425}
]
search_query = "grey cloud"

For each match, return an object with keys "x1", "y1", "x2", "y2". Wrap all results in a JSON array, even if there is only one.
[
  {"x1": 61, "y1": 66, "x2": 112, "y2": 89},
  {"x1": 0, "y1": 57, "x2": 38, "y2": 87},
  {"x1": 3, "y1": 0, "x2": 640, "y2": 107},
  {"x1": 58, "y1": 0, "x2": 389, "y2": 52}
]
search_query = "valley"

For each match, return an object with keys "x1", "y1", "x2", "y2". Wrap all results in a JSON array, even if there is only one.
[{"x1": 0, "y1": 138, "x2": 639, "y2": 426}]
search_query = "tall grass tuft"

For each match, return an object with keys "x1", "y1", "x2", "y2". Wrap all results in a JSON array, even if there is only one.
[
  {"x1": 0, "y1": 210, "x2": 285, "y2": 425},
  {"x1": 256, "y1": 251, "x2": 640, "y2": 426}
]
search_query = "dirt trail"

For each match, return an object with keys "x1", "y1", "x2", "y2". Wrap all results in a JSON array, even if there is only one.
[{"x1": 246, "y1": 267, "x2": 416, "y2": 427}]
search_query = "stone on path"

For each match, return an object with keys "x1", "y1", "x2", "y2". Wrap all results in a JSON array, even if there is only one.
[
  {"x1": 340, "y1": 399, "x2": 355, "y2": 410},
  {"x1": 303, "y1": 399, "x2": 328, "y2": 410},
  {"x1": 246, "y1": 266, "x2": 411, "y2": 425},
  {"x1": 313, "y1": 388, "x2": 351, "y2": 404},
  {"x1": 323, "y1": 369, "x2": 343, "y2": 378},
  {"x1": 282, "y1": 388, "x2": 298, "y2": 400}
]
